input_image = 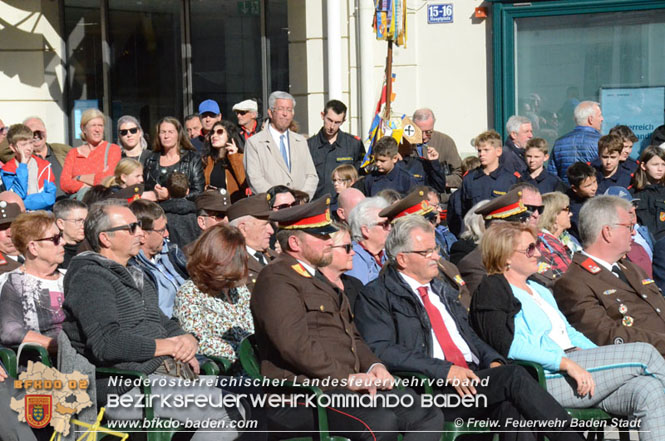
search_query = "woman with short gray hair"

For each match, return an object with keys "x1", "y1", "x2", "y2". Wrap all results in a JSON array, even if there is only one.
[
  {"x1": 346, "y1": 196, "x2": 390, "y2": 285},
  {"x1": 116, "y1": 115, "x2": 148, "y2": 160}
]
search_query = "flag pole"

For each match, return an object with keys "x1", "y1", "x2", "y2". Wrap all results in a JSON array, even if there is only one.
[{"x1": 383, "y1": 39, "x2": 393, "y2": 120}]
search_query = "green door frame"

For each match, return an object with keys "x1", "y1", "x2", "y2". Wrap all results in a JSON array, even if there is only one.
[{"x1": 489, "y1": 0, "x2": 665, "y2": 139}]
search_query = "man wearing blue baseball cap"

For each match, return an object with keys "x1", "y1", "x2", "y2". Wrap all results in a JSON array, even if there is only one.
[{"x1": 198, "y1": 99, "x2": 222, "y2": 136}]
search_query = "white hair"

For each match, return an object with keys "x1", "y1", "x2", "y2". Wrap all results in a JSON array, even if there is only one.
[
  {"x1": 505, "y1": 115, "x2": 531, "y2": 134},
  {"x1": 578, "y1": 196, "x2": 632, "y2": 248},
  {"x1": 460, "y1": 200, "x2": 490, "y2": 243},
  {"x1": 574, "y1": 101, "x2": 600, "y2": 126},
  {"x1": 349, "y1": 196, "x2": 390, "y2": 241},
  {"x1": 385, "y1": 215, "x2": 434, "y2": 265},
  {"x1": 268, "y1": 91, "x2": 296, "y2": 110},
  {"x1": 412, "y1": 108, "x2": 435, "y2": 123}
]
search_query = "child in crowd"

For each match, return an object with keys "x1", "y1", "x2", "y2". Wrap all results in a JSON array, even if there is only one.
[
  {"x1": 159, "y1": 171, "x2": 199, "y2": 248},
  {"x1": 363, "y1": 136, "x2": 417, "y2": 196},
  {"x1": 446, "y1": 156, "x2": 481, "y2": 237},
  {"x1": 1, "y1": 124, "x2": 56, "y2": 210},
  {"x1": 459, "y1": 130, "x2": 520, "y2": 215},
  {"x1": 609, "y1": 124, "x2": 640, "y2": 174},
  {"x1": 594, "y1": 134, "x2": 632, "y2": 194},
  {"x1": 524, "y1": 138, "x2": 566, "y2": 194},
  {"x1": 331, "y1": 164, "x2": 358, "y2": 195},
  {"x1": 422, "y1": 186, "x2": 457, "y2": 257},
  {"x1": 565, "y1": 161, "x2": 598, "y2": 239},
  {"x1": 631, "y1": 145, "x2": 665, "y2": 238}
]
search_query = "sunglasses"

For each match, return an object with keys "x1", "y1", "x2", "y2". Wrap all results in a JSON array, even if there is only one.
[
  {"x1": 119, "y1": 127, "x2": 139, "y2": 136},
  {"x1": 102, "y1": 221, "x2": 142, "y2": 235},
  {"x1": 515, "y1": 239, "x2": 542, "y2": 258},
  {"x1": 234, "y1": 110, "x2": 248, "y2": 116},
  {"x1": 525, "y1": 204, "x2": 544, "y2": 215},
  {"x1": 34, "y1": 232, "x2": 63, "y2": 246},
  {"x1": 0, "y1": 127, "x2": 7, "y2": 135},
  {"x1": 212, "y1": 128, "x2": 226, "y2": 136},
  {"x1": 32, "y1": 131, "x2": 44, "y2": 140},
  {"x1": 273, "y1": 202, "x2": 297, "y2": 211},
  {"x1": 332, "y1": 243, "x2": 353, "y2": 253}
]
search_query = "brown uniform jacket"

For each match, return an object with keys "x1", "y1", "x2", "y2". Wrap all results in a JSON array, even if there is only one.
[
  {"x1": 0, "y1": 252, "x2": 20, "y2": 275},
  {"x1": 246, "y1": 248, "x2": 276, "y2": 292},
  {"x1": 251, "y1": 253, "x2": 381, "y2": 385},
  {"x1": 553, "y1": 253, "x2": 665, "y2": 353}
]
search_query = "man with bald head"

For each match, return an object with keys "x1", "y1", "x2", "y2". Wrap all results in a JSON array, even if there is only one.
[
  {"x1": 23, "y1": 117, "x2": 71, "y2": 197},
  {"x1": 336, "y1": 187, "x2": 365, "y2": 223},
  {"x1": 547, "y1": 101, "x2": 603, "y2": 183}
]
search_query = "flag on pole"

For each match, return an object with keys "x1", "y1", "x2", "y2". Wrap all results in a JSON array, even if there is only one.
[
  {"x1": 373, "y1": 0, "x2": 407, "y2": 46},
  {"x1": 362, "y1": 73, "x2": 397, "y2": 170}
]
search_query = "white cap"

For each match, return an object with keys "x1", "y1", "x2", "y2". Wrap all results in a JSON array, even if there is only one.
[{"x1": 232, "y1": 99, "x2": 258, "y2": 112}]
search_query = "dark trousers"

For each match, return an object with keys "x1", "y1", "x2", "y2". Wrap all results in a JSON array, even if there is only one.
[
  {"x1": 437, "y1": 365, "x2": 584, "y2": 441},
  {"x1": 265, "y1": 387, "x2": 443, "y2": 441}
]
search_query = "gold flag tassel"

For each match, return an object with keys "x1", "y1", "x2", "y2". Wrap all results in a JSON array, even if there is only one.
[{"x1": 49, "y1": 407, "x2": 129, "y2": 441}]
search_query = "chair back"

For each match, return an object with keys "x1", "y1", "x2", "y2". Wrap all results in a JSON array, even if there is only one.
[{"x1": 238, "y1": 337, "x2": 261, "y2": 380}]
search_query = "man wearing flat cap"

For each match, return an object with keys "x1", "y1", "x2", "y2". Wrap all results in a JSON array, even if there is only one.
[
  {"x1": 380, "y1": 189, "x2": 473, "y2": 308},
  {"x1": 0, "y1": 201, "x2": 22, "y2": 274},
  {"x1": 233, "y1": 99, "x2": 260, "y2": 142},
  {"x1": 227, "y1": 193, "x2": 275, "y2": 291},
  {"x1": 195, "y1": 189, "x2": 231, "y2": 232},
  {"x1": 251, "y1": 195, "x2": 443, "y2": 440}
]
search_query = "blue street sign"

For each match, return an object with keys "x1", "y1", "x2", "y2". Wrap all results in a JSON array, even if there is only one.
[{"x1": 427, "y1": 4, "x2": 453, "y2": 24}]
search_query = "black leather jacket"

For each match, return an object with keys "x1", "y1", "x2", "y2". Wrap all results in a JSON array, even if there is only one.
[{"x1": 142, "y1": 149, "x2": 205, "y2": 199}]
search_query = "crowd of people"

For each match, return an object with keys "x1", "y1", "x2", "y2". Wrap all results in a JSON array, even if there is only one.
[{"x1": 1, "y1": 94, "x2": 665, "y2": 440}]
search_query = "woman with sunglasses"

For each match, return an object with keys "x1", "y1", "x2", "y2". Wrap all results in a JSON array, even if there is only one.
[
  {"x1": 319, "y1": 222, "x2": 363, "y2": 308},
  {"x1": 471, "y1": 221, "x2": 665, "y2": 440},
  {"x1": 143, "y1": 116, "x2": 205, "y2": 201},
  {"x1": 0, "y1": 211, "x2": 65, "y2": 354},
  {"x1": 202, "y1": 120, "x2": 247, "y2": 203},
  {"x1": 116, "y1": 115, "x2": 148, "y2": 160},
  {"x1": 537, "y1": 191, "x2": 579, "y2": 276}
]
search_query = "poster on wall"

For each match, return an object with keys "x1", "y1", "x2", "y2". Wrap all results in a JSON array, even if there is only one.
[{"x1": 600, "y1": 86, "x2": 665, "y2": 158}]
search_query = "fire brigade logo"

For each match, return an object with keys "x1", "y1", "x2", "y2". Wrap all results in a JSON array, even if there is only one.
[{"x1": 25, "y1": 395, "x2": 52, "y2": 429}]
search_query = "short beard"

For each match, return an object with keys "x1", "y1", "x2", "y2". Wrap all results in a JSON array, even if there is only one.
[{"x1": 303, "y1": 246, "x2": 333, "y2": 268}]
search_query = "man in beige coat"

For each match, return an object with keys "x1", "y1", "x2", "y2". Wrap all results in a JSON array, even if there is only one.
[{"x1": 243, "y1": 91, "x2": 318, "y2": 199}]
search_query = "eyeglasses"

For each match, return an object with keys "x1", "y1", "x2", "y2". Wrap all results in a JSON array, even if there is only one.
[
  {"x1": 102, "y1": 221, "x2": 142, "y2": 235},
  {"x1": 525, "y1": 204, "x2": 544, "y2": 215},
  {"x1": 422, "y1": 129, "x2": 434, "y2": 136},
  {"x1": 203, "y1": 212, "x2": 225, "y2": 221},
  {"x1": 0, "y1": 127, "x2": 7, "y2": 135},
  {"x1": 370, "y1": 220, "x2": 391, "y2": 230},
  {"x1": 146, "y1": 225, "x2": 168, "y2": 236},
  {"x1": 273, "y1": 202, "x2": 297, "y2": 211},
  {"x1": 63, "y1": 218, "x2": 85, "y2": 225},
  {"x1": 403, "y1": 245, "x2": 440, "y2": 259},
  {"x1": 560, "y1": 206, "x2": 570, "y2": 213},
  {"x1": 234, "y1": 110, "x2": 248, "y2": 116},
  {"x1": 612, "y1": 222, "x2": 635, "y2": 233},
  {"x1": 119, "y1": 127, "x2": 139, "y2": 136},
  {"x1": 273, "y1": 106, "x2": 294, "y2": 113},
  {"x1": 332, "y1": 178, "x2": 351, "y2": 184},
  {"x1": 34, "y1": 232, "x2": 63, "y2": 246},
  {"x1": 212, "y1": 128, "x2": 226, "y2": 136},
  {"x1": 332, "y1": 243, "x2": 353, "y2": 253},
  {"x1": 514, "y1": 239, "x2": 542, "y2": 258}
]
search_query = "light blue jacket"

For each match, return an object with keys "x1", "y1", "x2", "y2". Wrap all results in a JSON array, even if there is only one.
[
  {"x1": 345, "y1": 241, "x2": 386, "y2": 285},
  {"x1": 508, "y1": 281, "x2": 596, "y2": 372}
]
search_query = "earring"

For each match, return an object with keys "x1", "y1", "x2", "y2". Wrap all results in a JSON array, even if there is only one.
[{"x1": 506, "y1": 263, "x2": 511, "y2": 270}]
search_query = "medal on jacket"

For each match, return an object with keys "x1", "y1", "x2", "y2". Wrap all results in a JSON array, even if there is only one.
[{"x1": 622, "y1": 316, "x2": 634, "y2": 327}]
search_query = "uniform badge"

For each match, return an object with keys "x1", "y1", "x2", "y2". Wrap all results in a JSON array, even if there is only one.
[
  {"x1": 492, "y1": 190, "x2": 506, "y2": 196},
  {"x1": 660, "y1": 212, "x2": 665, "y2": 222},
  {"x1": 291, "y1": 263, "x2": 312, "y2": 278},
  {"x1": 25, "y1": 395, "x2": 52, "y2": 429},
  {"x1": 454, "y1": 274, "x2": 466, "y2": 286},
  {"x1": 618, "y1": 304, "x2": 628, "y2": 315},
  {"x1": 622, "y1": 316, "x2": 634, "y2": 327},
  {"x1": 581, "y1": 258, "x2": 601, "y2": 274},
  {"x1": 614, "y1": 337, "x2": 624, "y2": 344},
  {"x1": 603, "y1": 289, "x2": 616, "y2": 296},
  {"x1": 642, "y1": 279, "x2": 655, "y2": 285}
]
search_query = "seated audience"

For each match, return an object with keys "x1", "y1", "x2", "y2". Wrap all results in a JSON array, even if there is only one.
[
  {"x1": 2, "y1": 124, "x2": 56, "y2": 210},
  {"x1": 346, "y1": 196, "x2": 390, "y2": 284},
  {"x1": 421, "y1": 186, "x2": 456, "y2": 258},
  {"x1": 376, "y1": 188, "x2": 401, "y2": 204},
  {"x1": 0, "y1": 361, "x2": 38, "y2": 441},
  {"x1": 0, "y1": 202, "x2": 23, "y2": 274},
  {"x1": 54, "y1": 199, "x2": 88, "y2": 269},
  {"x1": 471, "y1": 221, "x2": 665, "y2": 441},
  {"x1": 251, "y1": 196, "x2": 443, "y2": 440},
  {"x1": 160, "y1": 172, "x2": 199, "y2": 248},
  {"x1": 363, "y1": 136, "x2": 417, "y2": 196},
  {"x1": 129, "y1": 200, "x2": 187, "y2": 318},
  {"x1": 116, "y1": 115, "x2": 148, "y2": 160},
  {"x1": 0, "y1": 211, "x2": 65, "y2": 352},
  {"x1": 565, "y1": 161, "x2": 597, "y2": 239},
  {"x1": 202, "y1": 120, "x2": 247, "y2": 202},
  {"x1": 174, "y1": 224, "x2": 253, "y2": 366},
  {"x1": 356, "y1": 216, "x2": 584, "y2": 441},
  {"x1": 196, "y1": 189, "x2": 231, "y2": 231},
  {"x1": 227, "y1": 194, "x2": 274, "y2": 291},
  {"x1": 104, "y1": 157, "x2": 144, "y2": 188},
  {"x1": 319, "y1": 222, "x2": 363, "y2": 308},
  {"x1": 537, "y1": 192, "x2": 575, "y2": 276},
  {"x1": 266, "y1": 185, "x2": 297, "y2": 211},
  {"x1": 553, "y1": 195, "x2": 665, "y2": 354},
  {"x1": 60, "y1": 109, "x2": 121, "y2": 198},
  {"x1": 448, "y1": 198, "x2": 488, "y2": 266},
  {"x1": 23, "y1": 116, "x2": 71, "y2": 198},
  {"x1": 335, "y1": 187, "x2": 365, "y2": 223},
  {"x1": 143, "y1": 116, "x2": 205, "y2": 200},
  {"x1": 62, "y1": 200, "x2": 243, "y2": 439}
]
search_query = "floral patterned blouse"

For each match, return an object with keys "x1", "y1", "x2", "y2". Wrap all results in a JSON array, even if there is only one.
[{"x1": 173, "y1": 279, "x2": 254, "y2": 362}]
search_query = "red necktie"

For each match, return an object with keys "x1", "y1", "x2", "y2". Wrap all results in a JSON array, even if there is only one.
[{"x1": 417, "y1": 286, "x2": 469, "y2": 368}]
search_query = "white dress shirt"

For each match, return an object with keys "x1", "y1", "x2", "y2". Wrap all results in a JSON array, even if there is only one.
[{"x1": 268, "y1": 124, "x2": 291, "y2": 166}]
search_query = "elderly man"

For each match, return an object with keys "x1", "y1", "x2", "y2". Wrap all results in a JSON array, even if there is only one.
[
  {"x1": 355, "y1": 215, "x2": 584, "y2": 441},
  {"x1": 251, "y1": 196, "x2": 443, "y2": 440},
  {"x1": 335, "y1": 187, "x2": 365, "y2": 224},
  {"x1": 346, "y1": 196, "x2": 390, "y2": 284},
  {"x1": 233, "y1": 99, "x2": 260, "y2": 141},
  {"x1": 129, "y1": 200, "x2": 187, "y2": 318},
  {"x1": 553, "y1": 195, "x2": 665, "y2": 354},
  {"x1": 23, "y1": 116, "x2": 71, "y2": 196},
  {"x1": 244, "y1": 91, "x2": 318, "y2": 198},
  {"x1": 308, "y1": 100, "x2": 365, "y2": 198},
  {"x1": 412, "y1": 108, "x2": 463, "y2": 188},
  {"x1": 501, "y1": 115, "x2": 532, "y2": 174},
  {"x1": 62, "y1": 200, "x2": 242, "y2": 440},
  {"x1": 54, "y1": 199, "x2": 88, "y2": 269},
  {"x1": 547, "y1": 101, "x2": 603, "y2": 183},
  {"x1": 195, "y1": 188, "x2": 230, "y2": 232},
  {"x1": 227, "y1": 194, "x2": 274, "y2": 291}
]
